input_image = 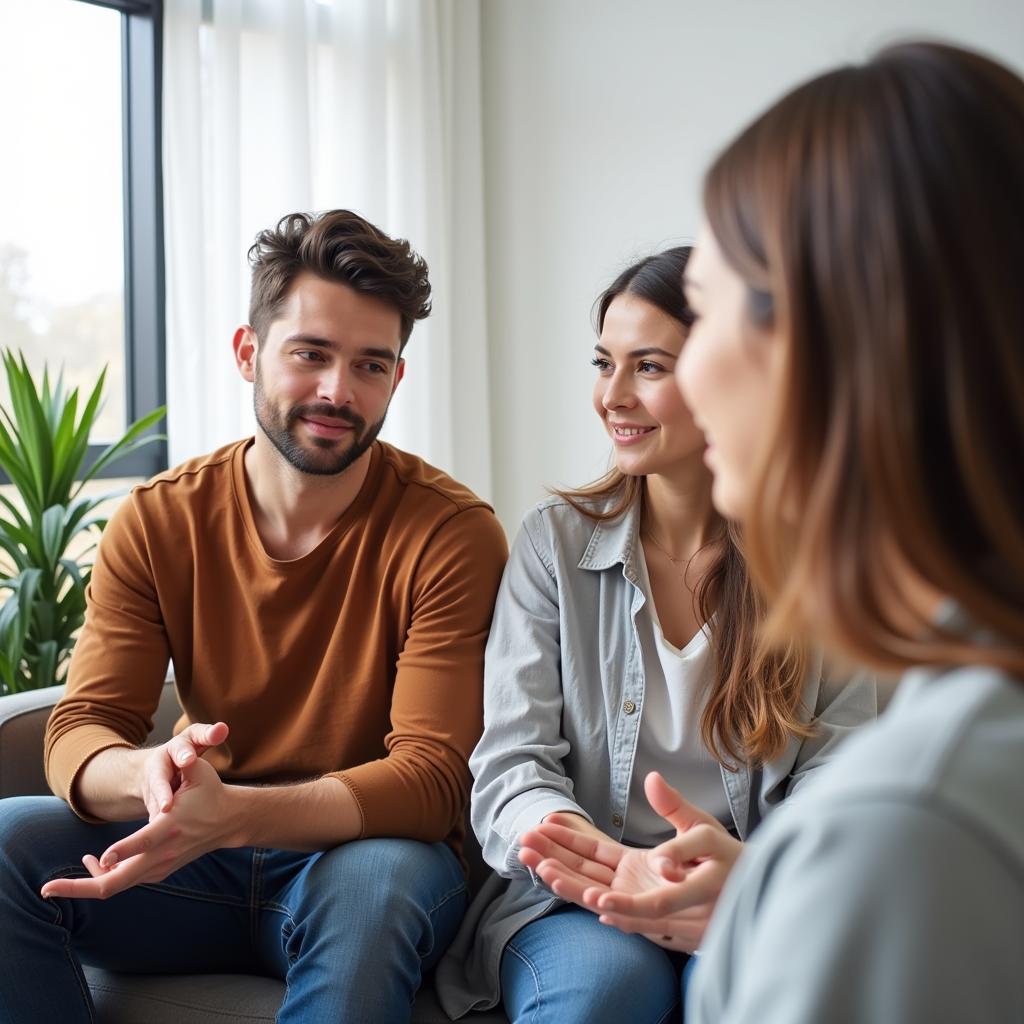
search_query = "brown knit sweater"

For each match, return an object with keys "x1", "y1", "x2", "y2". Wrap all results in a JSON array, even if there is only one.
[{"x1": 45, "y1": 439, "x2": 508, "y2": 859}]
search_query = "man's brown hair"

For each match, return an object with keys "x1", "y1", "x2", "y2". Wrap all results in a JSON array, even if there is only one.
[{"x1": 247, "y1": 210, "x2": 431, "y2": 350}]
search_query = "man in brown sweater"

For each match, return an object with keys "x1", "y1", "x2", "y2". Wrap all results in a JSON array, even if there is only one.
[{"x1": 0, "y1": 210, "x2": 508, "y2": 1023}]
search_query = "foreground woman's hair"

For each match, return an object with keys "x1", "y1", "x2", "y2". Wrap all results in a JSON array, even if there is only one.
[{"x1": 704, "y1": 42, "x2": 1024, "y2": 674}]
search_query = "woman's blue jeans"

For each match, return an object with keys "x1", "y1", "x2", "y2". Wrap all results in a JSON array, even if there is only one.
[
  {"x1": 500, "y1": 903, "x2": 695, "y2": 1024},
  {"x1": 0, "y1": 796, "x2": 467, "y2": 1023}
]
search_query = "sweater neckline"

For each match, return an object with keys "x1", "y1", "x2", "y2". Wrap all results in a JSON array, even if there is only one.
[{"x1": 230, "y1": 438, "x2": 383, "y2": 569}]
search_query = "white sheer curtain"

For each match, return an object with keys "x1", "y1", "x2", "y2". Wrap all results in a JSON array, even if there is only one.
[{"x1": 162, "y1": 0, "x2": 493, "y2": 498}]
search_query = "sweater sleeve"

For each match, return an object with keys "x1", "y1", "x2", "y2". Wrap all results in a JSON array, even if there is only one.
[
  {"x1": 689, "y1": 796, "x2": 1024, "y2": 1023},
  {"x1": 332, "y1": 505, "x2": 507, "y2": 843},
  {"x1": 44, "y1": 494, "x2": 171, "y2": 819}
]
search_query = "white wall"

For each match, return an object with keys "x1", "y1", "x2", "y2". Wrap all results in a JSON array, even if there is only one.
[{"x1": 478, "y1": 0, "x2": 1024, "y2": 530}]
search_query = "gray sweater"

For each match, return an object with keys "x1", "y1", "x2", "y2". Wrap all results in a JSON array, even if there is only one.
[{"x1": 689, "y1": 656, "x2": 1024, "y2": 1023}]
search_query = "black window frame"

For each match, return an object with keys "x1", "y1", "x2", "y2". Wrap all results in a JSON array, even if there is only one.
[{"x1": 73, "y1": 0, "x2": 167, "y2": 479}]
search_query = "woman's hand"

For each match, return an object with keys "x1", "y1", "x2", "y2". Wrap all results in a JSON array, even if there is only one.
[{"x1": 518, "y1": 772, "x2": 743, "y2": 951}]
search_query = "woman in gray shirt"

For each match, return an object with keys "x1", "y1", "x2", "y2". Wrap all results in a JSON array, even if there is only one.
[
  {"x1": 436, "y1": 250, "x2": 875, "y2": 1022},
  {"x1": 527, "y1": 42, "x2": 1024, "y2": 1024}
]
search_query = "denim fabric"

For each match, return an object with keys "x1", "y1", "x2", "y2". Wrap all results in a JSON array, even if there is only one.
[
  {"x1": 0, "y1": 796, "x2": 467, "y2": 1024},
  {"x1": 500, "y1": 905, "x2": 687, "y2": 1024}
]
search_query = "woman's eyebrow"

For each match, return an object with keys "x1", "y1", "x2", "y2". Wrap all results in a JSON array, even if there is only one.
[{"x1": 594, "y1": 344, "x2": 677, "y2": 359}]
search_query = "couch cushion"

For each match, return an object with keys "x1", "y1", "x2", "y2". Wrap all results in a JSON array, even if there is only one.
[{"x1": 85, "y1": 968, "x2": 506, "y2": 1023}]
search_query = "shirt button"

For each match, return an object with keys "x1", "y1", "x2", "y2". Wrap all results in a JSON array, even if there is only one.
[
  {"x1": 623, "y1": 700, "x2": 637, "y2": 715},
  {"x1": 612, "y1": 813, "x2": 623, "y2": 827}
]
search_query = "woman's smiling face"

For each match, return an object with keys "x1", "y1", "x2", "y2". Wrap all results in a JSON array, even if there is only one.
[{"x1": 592, "y1": 292, "x2": 705, "y2": 479}]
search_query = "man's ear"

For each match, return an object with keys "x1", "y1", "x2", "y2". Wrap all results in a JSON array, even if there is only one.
[
  {"x1": 391, "y1": 357, "x2": 405, "y2": 397},
  {"x1": 233, "y1": 326, "x2": 258, "y2": 382}
]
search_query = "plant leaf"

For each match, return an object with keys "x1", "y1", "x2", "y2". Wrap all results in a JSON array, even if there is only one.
[
  {"x1": 80, "y1": 407, "x2": 166, "y2": 484},
  {"x1": 40, "y1": 505, "x2": 64, "y2": 572},
  {"x1": 31, "y1": 639, "x2": 60, "y2": 690}
]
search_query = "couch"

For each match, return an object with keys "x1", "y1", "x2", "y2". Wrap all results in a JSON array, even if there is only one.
[{"x1": 0, "y1": 682, "x2": 507, "y2": 1023}]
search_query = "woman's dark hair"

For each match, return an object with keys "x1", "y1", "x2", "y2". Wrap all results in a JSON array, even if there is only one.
[
  {"x1": 247, "y1": 209, "x2": 431, "y2": 350},
  {"x1": 556, "y1": 248, "x2": 812, "y2": 767},
  {"x1": 704, "y1": 41, "x2": 1024, "y2": 675}
]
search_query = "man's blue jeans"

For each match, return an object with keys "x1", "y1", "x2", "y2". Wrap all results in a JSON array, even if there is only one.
[
  {"x1": 0, "y1": 796, "x2": 468, "y2": 1023},
  {"x1": 500, "y1": 904, "x2": 695, "y2": 1024}
]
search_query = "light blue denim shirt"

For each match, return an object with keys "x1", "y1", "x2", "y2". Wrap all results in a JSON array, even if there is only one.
[{"x1": 436, "y1": 495, "x2": 877, "y2": 1017}]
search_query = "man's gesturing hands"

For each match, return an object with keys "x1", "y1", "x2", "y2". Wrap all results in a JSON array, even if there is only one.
[
  {"x1": 41, "y1": 722, "x2": 233, "y2": 902},
  {"x1": 517, "y1": 771, "x2": 743, "y2": 952},
  {"x1": 139, "y1": 721, "x2": 230, "y2": 819}
]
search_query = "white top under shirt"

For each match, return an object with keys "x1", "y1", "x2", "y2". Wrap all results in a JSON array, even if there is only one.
[{"x1": 622, "y1": 550, "x2": 733, "y2": 846}]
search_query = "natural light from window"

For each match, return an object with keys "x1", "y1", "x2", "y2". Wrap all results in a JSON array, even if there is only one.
[{"x1": 0, "y1": 0, "x2": 126, "y2": 442}]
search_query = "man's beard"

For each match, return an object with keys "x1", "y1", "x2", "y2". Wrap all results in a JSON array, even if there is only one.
[{"x1": 254, "y1": 368, "x2": 387, "y2": 476}]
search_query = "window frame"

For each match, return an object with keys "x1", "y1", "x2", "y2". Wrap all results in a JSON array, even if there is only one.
[{"x1": 68, "y1": 0, "x2": 167, "y2": 479}]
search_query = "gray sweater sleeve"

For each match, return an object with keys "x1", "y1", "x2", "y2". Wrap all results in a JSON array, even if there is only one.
[{"x1": 690, "y1": 795, "x2": 1024, "y2": 1023}]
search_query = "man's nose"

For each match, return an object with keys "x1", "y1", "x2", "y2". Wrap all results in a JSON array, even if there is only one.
[{"x1": 316, "y1": 365, "x2": 355, "y2": 407}]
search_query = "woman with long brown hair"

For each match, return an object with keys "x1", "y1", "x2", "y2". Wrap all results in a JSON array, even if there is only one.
[
  {"x1": 436, "y1": 248, "x2": 875, "y2": 1023},
  {"x1": 520, "y1": 41, "x2": 1024, "y2": 1023}
]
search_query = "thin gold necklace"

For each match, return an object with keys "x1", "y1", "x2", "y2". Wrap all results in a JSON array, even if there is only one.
[{"x1": 642, "y1": 526, "x2": 690, "y2": 582}]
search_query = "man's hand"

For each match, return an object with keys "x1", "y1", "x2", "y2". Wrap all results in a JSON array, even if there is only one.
[
  {"x1": 137, "y1": 721, "x2": 230, "y2": 819},
  {"x1": 518, "y1": 772, "x2": 743, "y2": 952},
  {"x1": 41, "y1": 757, "x2": 236, "y2": 901},
  {"x1": 72, "y1": 720, "x2": 230, "y2": 823}
]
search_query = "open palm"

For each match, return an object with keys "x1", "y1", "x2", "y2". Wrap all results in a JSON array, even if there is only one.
[{"x1": 518, "y1": 772, "x2": 741, "y2": 950}]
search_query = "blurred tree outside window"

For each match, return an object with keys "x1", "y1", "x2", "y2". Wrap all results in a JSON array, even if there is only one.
[
  {"x1": 0, "y1": 0, "x2": 165, "y2": 483},
  {"x1": 0, "y1": 0, "x2": 127, "y2": 442}
]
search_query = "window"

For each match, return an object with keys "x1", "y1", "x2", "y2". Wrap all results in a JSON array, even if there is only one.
[{"x1": 0, "y1": 0, "x2": 165, "y2": 478}]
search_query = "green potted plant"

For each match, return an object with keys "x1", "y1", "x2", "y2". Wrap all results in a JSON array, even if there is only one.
[{"x1": 0, "y1": 350, "x2": 165, "y2": 694}]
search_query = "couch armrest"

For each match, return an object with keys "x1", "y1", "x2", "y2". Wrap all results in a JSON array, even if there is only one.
[
  {"x1": 0, "y1": 684, "x2": 65, "y2": 799},
  {"x1": 0, "y1": 681, "x2": 182, "y2": 800}
]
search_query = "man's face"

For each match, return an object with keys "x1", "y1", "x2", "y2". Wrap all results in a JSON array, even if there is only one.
[{"x1": 244, "y1": 272, "x2": 405, "y2": 476}]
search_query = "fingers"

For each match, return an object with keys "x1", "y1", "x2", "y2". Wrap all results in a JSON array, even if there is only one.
[
  {"x1": 542, "y1": 812, "x2": 608, "y2": 842},
  {"x1": 145, "y1": 722, "x2": 228, "y2": 816},
  {"x1": 643, "y1": 771, "x2": 721, "y2": 834},
  {"x1": 542, "y1": 812, "x2": 583, "y2": 829},
  {"x1": 517, "y1": 846, "x2": 546, "y2": 873},
  {"x1": 607, "y1": 900, "x2": 714, "y2": 935},
  {"x1": 143, "y1": 767, "x2": 175, "y2": 818},
  {"x1": 647, "y1": 822, "x2": 739, "y2": 875},
  {"x1": 518, "y1": 830, "x2": 617, "y2": 886},
  {"x1": 530, "y1": 822, "x2": 624, "y2": 870},
  {"x1": 166, "y1": 722, "x2": 229, "y2": 768},
  {"x1": 98, "y1": 815, "x2": 171, "y2": 870},
  {"x1": 533, "y1": 857, "x2": 613, "y2": 906},
  {"x1": 595, "y1": 860, "x2": 723, "y2": 917},
  {"x1": 40, "y1": 852, "x2": 148, "y2": 902}
]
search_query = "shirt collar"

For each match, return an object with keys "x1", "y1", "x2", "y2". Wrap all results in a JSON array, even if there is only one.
[{"x1": 577, "y1": 498, "x2": 643, "y2": 579}]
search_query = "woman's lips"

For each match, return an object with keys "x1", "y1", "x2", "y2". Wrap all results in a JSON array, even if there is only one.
[{"x1": 610, "y1": 424, "x2": 656, "y2": 446}]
